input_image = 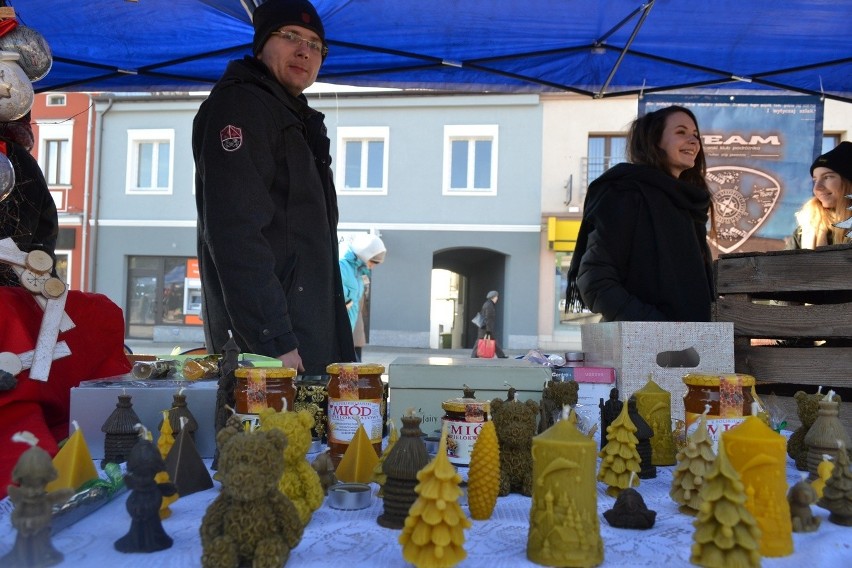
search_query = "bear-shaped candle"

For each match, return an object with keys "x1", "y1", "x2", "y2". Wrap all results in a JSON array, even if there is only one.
[{"x1": 527, "y1": 406, "x2": 603, "y2": 567}]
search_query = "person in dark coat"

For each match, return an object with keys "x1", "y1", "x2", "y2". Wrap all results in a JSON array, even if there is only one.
[
  {"x1": 565, "y1": 105, "x2": 715, "y2": 322},
  {"x1": 471, "y1": 290, "x2": 508, "y2": 358},
  {"x1": 192, "y1": 0, "x2": 355, "y2": 374}
]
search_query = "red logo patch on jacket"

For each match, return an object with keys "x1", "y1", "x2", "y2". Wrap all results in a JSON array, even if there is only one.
[{"x1": 220, "y1": 125, "x2": 242, "y2": 151}]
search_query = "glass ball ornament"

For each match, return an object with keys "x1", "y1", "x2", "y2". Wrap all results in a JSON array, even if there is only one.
[
  {"x1": 0, "y1": 151, "x2": 16, "y2": 204},
  {"x1": 0, "y1": 51, "x2": 33, "y2": 122},
  {"x1": 0, "y1": 25, "x2": 52, "y2": 82}
]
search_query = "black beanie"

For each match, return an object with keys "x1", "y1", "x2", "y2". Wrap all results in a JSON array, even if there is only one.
[
  {"x1": 252, "y1": 0, "x2": 325, "y2": 56},
  {"x1": 810, "y1": 141, "x2": 852, "y2": 182}
]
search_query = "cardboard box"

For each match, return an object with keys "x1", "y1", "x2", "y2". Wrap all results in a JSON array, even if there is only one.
[
  {"x1": 388, "y1": 356, "x2": 553, "y2": 434},
  {"x1": 581, "y1": 322, "x2": 735, "y2": 419},
  {"x1": 70, "y1": 374, "x2": 218, "y2": 459}
]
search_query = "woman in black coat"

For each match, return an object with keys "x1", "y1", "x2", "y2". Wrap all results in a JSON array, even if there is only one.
[
  {"x1": 566, "y1": 105, "x2": 715, "y2": 322},
  {"x1": 471, "y1": 290, "x2": 507, "y2": 358}
]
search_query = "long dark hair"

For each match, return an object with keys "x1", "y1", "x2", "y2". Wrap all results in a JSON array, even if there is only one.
[
  {"x1": 627, "y1": 105, "x2": 708, "y2": 190},
  {"x1": 627, "y1": 105, "x2": 715, "y2": 237}
]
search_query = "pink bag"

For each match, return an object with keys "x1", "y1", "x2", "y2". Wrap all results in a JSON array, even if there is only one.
[{"x1": 476, "y1": 335, "x2": 496, "y2": 358}]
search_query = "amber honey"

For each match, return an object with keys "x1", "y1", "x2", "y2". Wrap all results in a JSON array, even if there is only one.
[
  {"x1": 683, "y1": 372, "x2": 754, "y2": 449},
  {"x1": 326, "y1": 362, "x2": 385, "y2": 466},
  {"x1": 234, "y1": 367, "x2": 297, "y2": 431}
]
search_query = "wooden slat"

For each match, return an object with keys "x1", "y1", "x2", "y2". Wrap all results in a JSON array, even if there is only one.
[
  {"x1": 715, "y1": 243, "x2": 852, "y2": 294},
  {"x1": 735, "y1": 345, "x2": 852, "y2": 386},
  {"x1": 714, "y1": 298, "x2": 852, "y2": 338}
]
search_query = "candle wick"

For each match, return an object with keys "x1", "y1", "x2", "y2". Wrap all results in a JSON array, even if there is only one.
[
  {"x1": 11, "y1": 431, "x2": 38, "y2": 447},
  {"x1": 817, "y1": 385, "x2": 823, "y2": 395},
  {"x1": 178, "y1": 387, "x2": 185, "y2": 396},
  {"x1": 702, "y1": 404, "x2": 710, "y2": 416},
  {"x1": 71, "y1": 419, "x2": 80, "y2": 432}
]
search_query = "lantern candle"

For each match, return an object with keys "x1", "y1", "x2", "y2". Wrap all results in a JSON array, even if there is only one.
[
  {"x1": 721, "y1": 409, "x2": 793, "y2": 557},
  {"x1": 633, "y1": 376, "x2": 676, "y2": 465},
  {"x1": 527, "y1": 406, "x2": 603, "y2": 567}
]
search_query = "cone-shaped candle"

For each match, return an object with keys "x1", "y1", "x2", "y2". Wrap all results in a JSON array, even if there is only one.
[
  {"x1": 336, "y1": 420, "x2": 379, "y2": 484},
  {"x1": 528, "y1": 406, "x2": 603, "y2": 567},
  {"x1": 164, "y1": 417, "x2": 213, "y2": 497},
  {"x1": 399, "y1": 422, "x2": 471, "y2": 568},
  {"x1": 467, "y1": 418, "x2": 500, "y2": 520},
  {"x1": 47, "y1": 421, "x2": 99, "y2": 493}
]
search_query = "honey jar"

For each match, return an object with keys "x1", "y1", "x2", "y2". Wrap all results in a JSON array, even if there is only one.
[
  {"x1": 234, "y1": 367, "x2": 297, "y2": 431},
  {"x1": 441, "y1": 387, "x2": 489, "y2": 466},
  {"x1": 326, "y1": 362, "x2": 386, "y2": 466},
  {"x1": 683, "y1": 372, "x2": 755, "y2": 450}
]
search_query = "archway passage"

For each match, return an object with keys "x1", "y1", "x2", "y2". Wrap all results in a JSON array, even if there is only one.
[{"x1": 432, "y1": 247, "x2": 506, "y2": 350}]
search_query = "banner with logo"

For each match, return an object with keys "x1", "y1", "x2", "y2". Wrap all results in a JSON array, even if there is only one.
[{"x1": 640, "y1": 94, "x2": 823, "y2": 253}]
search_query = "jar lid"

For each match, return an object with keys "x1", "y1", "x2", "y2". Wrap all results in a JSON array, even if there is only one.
[
  {"x1": 326, "y1": 362, "x2": 385, "y2": 375},
  {"x1": 682, "y1": 372, "x2": 755, "y2": 387},
  {"x1": 235, "y1": 367, "x2": 297, "y2": 379},
  {"x1": 442, "y1": 397, "x2": 489, "y2": 414}
]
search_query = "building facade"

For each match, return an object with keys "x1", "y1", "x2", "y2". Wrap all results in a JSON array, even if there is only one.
[{"x1": 30, "y1": 90, "x2": 852, "y2": 351}]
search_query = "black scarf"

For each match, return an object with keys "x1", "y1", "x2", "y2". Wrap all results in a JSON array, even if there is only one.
[{"x1": 566, "y1": 163, "x2": 712, "y2": 316}]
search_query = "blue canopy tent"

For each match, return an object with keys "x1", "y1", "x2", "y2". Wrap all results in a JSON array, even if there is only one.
[{"x1": 12, "y1": 0, "x2": 852, "y2": 101}]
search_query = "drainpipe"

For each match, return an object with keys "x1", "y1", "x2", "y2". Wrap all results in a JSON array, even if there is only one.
[
  {"x1": 80, "y1": 93, "x2": 94, "y2": 291},
  {"x1": 88, "y1": 95, "x2": 114, "y2": 291}
]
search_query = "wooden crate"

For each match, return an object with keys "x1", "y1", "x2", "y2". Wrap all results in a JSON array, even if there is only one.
[{"x1": 712, "y1": 243, "x2": 852, "y2": 431}]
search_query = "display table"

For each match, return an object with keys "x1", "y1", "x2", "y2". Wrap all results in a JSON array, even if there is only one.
[{"x1": 1, "y1": 452, "x2": 849, "y2": 567}]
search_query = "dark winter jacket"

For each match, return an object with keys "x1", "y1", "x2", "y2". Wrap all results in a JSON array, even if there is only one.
[
  {"x1": 0, "y1": 138, "x2": 58, "y2": 287},
  {"x1": 479, "y1": 299, "x2": 497, "y2": 335},
  {"x1": 566, "y1": 163, "x2": 714, "y2": 322},
  {"x1": 193, "y1": 57, "x2": 355, "y2": 374}
]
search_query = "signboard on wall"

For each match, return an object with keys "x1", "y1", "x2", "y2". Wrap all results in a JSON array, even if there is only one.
[{"x1": 640, "y1": 94, "x2": 823, "y2": 253}]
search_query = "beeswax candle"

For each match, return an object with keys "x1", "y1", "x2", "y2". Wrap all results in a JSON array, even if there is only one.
[
  {"x1": 47, "y1": 421, "x2": 98, "y2": 493},
  {"x1": 722, "y1": 414, "x2": 793, "y2": 557},
  {"x1": 633, "y1": 377, "x2": 676, "y2": 466},
  {"x1": 335, "y1": 421, "x2": 379, "y2": 484},
  {"x1": 528, "y1": 407, "x2": 603, "y2": 567}
]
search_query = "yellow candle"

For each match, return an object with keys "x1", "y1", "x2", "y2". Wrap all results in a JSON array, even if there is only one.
[
  {"x1": 722, "y1": 415, "x2": 793, "y2": 557},
  {"x1": 528, "y1": 407, "x2": 603, "y2": 567},
  {"x1": 335, "y1": 421, "x2": 379, "y2": 484},
  {"x1": 633, "y1": 377, "x2": 676, "y2": 466},
  {"x1": 47, "y1": 421, "x2": 99, "y2": 493}
]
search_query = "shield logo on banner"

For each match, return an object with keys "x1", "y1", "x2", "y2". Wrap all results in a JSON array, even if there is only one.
[
  {"x1": 220, "y1": 125, "x2": 242, "y2": 152},
  {"x1": 706, "y1": 166, "x2": 781, "y2": 254}
]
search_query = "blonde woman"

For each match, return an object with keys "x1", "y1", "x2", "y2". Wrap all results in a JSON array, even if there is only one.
[{"x1": 788, "y1": 141, "x2": 852, "y2": 249}]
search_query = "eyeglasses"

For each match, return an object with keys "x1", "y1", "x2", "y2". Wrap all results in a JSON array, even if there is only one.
[{"x1": 270, "y1": 30, "x2": 328, "y2": 57}]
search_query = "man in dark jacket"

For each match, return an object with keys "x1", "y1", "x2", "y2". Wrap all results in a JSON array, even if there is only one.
[{"x1": 192, "y1": 0, "x2": 355, "y2": 374}]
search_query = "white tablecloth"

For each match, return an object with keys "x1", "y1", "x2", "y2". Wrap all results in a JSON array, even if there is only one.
[{"x1": 1, "y1": 455, "x2": 850, "y2": 567}]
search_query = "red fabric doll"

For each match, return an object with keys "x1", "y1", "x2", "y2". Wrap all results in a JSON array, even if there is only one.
[{"x1": 0, "y1": 287, "x2": 131, "y2": 499}]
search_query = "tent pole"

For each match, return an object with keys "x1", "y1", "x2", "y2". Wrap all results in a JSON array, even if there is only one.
[{"x1": 595, "y1": 1, "x2": 656, "y2": 99}]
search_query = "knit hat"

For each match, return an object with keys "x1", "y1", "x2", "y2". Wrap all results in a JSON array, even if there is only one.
[
  {"x1": 252, "y1": 0, "x2": 325, "y2": 56},
  {"x1": 486, "y1": 290, "x2": 499, "y2": 300},
  {"x1": 810, "y1": 141, "x2": 852, "y2": 182},
  {"x1": 350, "y1": 233, "x2": 386, "y2": 265}
]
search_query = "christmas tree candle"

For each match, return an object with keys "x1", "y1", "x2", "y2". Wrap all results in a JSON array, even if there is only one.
[
  {"x1": 598, "y1": 399, "x2": 641, "y2": 497},
  {"x1": 399, "y1": 422, "x2": 471, "y2": 568},
  {"x1": 47, "y1": 421, "x2": 99, "y2": 493},
  {"x1": 528, "y1": 406, "x2": 603, "y2": 567},
  {"x1": 632, "y1": 377, "x2": 676, "y2": 465},
  {"x1": 722, "y1": 414, "x2": 792, "y2": 557}
]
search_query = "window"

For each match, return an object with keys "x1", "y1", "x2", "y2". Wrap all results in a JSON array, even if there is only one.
[
  {"x1": 43, "y1": 139, "x2": 71, "y2": 185},
  {"x1": 336, "y1": 126, "x2": 389, "y2": 194},
  {"x1": 126, "y1": 129, "x2": 174, "y2": 194},
  {"x1": 443, "y1": 125, "x2": 498, "y2": 195},
  {"x1": 822, "y1": 134, "x2": 841, "y2": 154},
  {"x1": 36, "y1": 120, "x2": 73, "y2": 186},
  {"x1": 585, "y1": 135, "x2": 626, "y2": 189},
  {"x1": 46, "y1": 94, "x2": 66, "y2": 106},
  {"x1": 126, "y1": 256, "x2": 199, "y2": 339}
]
